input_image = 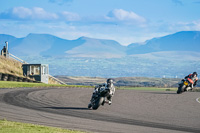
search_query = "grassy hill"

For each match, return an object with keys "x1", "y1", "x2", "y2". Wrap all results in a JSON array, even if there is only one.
[{"x1": 0, "y1": 56, "x2": 23, "y2": 77}]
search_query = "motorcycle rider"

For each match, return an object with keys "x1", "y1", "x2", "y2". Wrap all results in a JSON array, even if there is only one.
[
  {"x1": 183, "y1": 72, "x2": 198, "y2": 89},
  {"x1": 90, "y1": 78, "x2": 115, "y2": 105}
]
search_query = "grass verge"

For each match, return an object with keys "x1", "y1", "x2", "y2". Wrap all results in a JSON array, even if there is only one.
[
  {"x1": 0, "y1": 81, "x2": 91, "y2": 88},
  {"x1": 0, "y1": 81, "x2": 178, "y2": 91},
  {"x1": 0, "y1": 119, "x2": 87, "y2": 133}
]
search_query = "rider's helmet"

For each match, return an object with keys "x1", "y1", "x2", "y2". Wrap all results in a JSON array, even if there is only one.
[
  {"x1": 107, "y1": 78, "x2": 113, "y2": 84},
  {"x1": 107, "y1": 78, "x2": 114, "y2": 87},
  {"x1": 193, "y1": 72, "x2": 198, "y2": 77}
]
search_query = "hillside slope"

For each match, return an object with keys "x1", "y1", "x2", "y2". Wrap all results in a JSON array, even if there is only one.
[
  {"x1": 127, "y1": 31, "x2": 200, "y2": 54},
  {"x1": 0, "y1": 56, "x2": 23, "y2": 77}
]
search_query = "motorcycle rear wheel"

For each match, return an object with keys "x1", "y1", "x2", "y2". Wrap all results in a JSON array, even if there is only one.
[{"x1": 88, "y1": 103, "x2": 92, "y2": 109}]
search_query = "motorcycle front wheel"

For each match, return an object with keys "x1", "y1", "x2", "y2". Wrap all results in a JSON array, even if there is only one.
[
  {"x1": 177, "y1": 85, "x2": 186, "y2": 94},
  {"x1": 92, "y1": 97, "x2": 104, "y2": 110}
]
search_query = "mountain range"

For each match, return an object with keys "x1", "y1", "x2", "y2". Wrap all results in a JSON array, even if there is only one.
[
  {"x1": 0, "y1": 31, "x2": 199, "y2": 58},
  {"x1": 127, "y1": 31, "x2": 200, "y2": 54},
  {"x1": 0, "y1": 31, "x2": 200, "y2": 78},
  {"x1": 0, "y1": 33, "x2": 126, "y2": 58}
]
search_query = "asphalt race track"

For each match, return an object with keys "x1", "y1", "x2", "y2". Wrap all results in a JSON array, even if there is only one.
[{"x1": 0, "y1": 87, "x2": 200, "y2": 133}]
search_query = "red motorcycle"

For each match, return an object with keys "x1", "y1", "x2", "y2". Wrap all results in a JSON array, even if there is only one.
[{"x1": 177, "y1": 78, "x2": 194, "y2": 94}]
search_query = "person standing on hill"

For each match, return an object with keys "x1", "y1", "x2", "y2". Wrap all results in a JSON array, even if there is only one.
[{"x1": 1, "y1": 46, "x2": 7, "y2": 57}]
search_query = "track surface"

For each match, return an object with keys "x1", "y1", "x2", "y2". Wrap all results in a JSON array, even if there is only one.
[{"x1": 0, "y1": 87, "x2": 200, "y2": 133}]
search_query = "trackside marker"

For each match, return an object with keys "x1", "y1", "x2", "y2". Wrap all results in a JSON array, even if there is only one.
[{"x1": 196, "y1": 97, "x2": 200, "y2": 104}]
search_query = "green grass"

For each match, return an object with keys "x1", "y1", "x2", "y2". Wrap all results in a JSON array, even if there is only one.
[
  {"x1": 0, "y1": 81, "x2": 91, "y2": 88},
  {"x1": 0, "y1": 81, "x2": 177, "y2": 91},
  {"x1": 0, "y1": 119, "x2": 87, "y2": 133},
  {"x1": 118, "y1": 86, "x2": 177, "y2": 91}
]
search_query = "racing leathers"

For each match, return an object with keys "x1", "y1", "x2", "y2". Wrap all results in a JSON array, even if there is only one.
[{"x1": 184, "y1": 74, "x2": 198, "y2": 89}]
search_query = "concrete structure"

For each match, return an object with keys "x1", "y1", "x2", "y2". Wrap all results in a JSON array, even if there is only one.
[{"x1": 22, "y1": 64, "x2": 49, "y2": 84}]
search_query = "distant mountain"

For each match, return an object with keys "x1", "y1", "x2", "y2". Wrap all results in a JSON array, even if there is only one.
[
  {"x1": 0, "y1": 34, "x2": 18, "y2": 47},
  {"x1": 0, "y1": 31, "x2": 200, "y2": 58},
  {"x1": 6, "y1": 33, "x2": 83, "y2": 56},
  {"x1": 0, "y1": 33, "x2": 126, "y2": 58},
  {"x1": 127, "y1": 31, "x2": 200, "y2": 55},
  {"x1": 65, "y1": 37, "x2": 126, "y2": 58}
]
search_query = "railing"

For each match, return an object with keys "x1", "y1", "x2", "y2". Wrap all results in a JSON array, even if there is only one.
[
  {"x1": 9, "y1": 53, "x2": 28, "y2": 64},
  {"x1": 49, "y1": 75, "x2": 66, "y2": 85},
  {"x1": 8, "y1": 53, "x2": 67, "y2": 85}
]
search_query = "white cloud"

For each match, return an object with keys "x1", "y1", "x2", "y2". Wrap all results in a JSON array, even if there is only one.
[
  {"x1": 0, "y1": 7, "x2": 146, "y2": 26},
  {"x1": 60, "y1": 11, "x2": 80, "y2": 21},
  {"x1": 168, "y1": 20, "x2": 200, "y2": 31},
  {"x1": 0, "y1": 7, "x2": 80, "y2": 21},
  {"x1": 192, "y1": 20, "x2": 200, "y2": 30},
  {"x1": 106, "y1": 9, "x2": 146, "y2": 23},
  {"x1": 0, "y1": 7, "x2": 58, "y2": 20},
  {"x1": 49, "y1": 0, "x2": 73, "y2": 5},
  {"x1": 12, "y1": 7, "x2": 32, "y2": 19},
  {"x1": 31, "y1": 7, "x2": 58, "y2": 20}
]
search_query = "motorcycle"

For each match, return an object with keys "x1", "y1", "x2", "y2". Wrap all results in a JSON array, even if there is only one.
[
  {"x1": 177, "y1": 78, "x2": 194, "y2": 94},
  {"x1": 88, "y1": 86, "x2": 111, "y2": 110}
]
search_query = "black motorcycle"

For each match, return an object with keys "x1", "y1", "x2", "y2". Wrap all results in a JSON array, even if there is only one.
[
  {"x1": 88, "y1": 87, "x2": 110, "y2": 110},
  {"x1": 177, "y1": 78, "x2": 193, "y2": 94}
]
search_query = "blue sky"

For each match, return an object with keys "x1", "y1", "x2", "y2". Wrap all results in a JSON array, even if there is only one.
[{"x1": 0, "y1": 0, "x2": 200, "y2": 45}]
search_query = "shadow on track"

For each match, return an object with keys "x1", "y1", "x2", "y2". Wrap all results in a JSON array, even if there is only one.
[
  {"x1": 141, "y1": 91, "x2": 177, "y2": 95},
  {"x1": 44, "y1": 107, "x2": 90, "y2": 110}
]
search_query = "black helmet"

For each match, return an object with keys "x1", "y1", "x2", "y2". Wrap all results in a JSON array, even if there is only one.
[
  {"x1": 193, "y1": 72, "x2": 198, "y2": 76},
  {"x1": 107, "y1": 78, "x2": 113, "y2": 88},
  {"x1": 107, "y1": 78, "x2": 113, "y2": 84}
]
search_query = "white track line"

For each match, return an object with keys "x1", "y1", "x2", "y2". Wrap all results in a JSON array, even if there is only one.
[{"x1": 196, "y1": 97, "x2": 200, "y2": 104}]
